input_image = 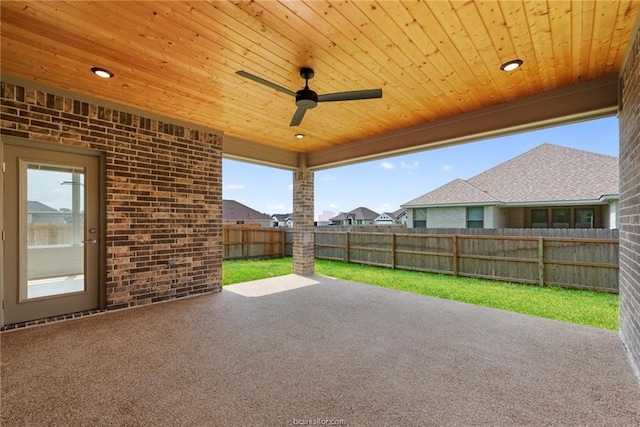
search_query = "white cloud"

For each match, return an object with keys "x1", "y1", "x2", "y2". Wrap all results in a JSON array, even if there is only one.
[
  {"x1": 374, "y1": 203, "x2": 393, "y2": 213},
  {"x1": 287, "y1": 184, "x2": 293, "y2": 190},
  {"x1": 321, "y1": 174, "x2": 336, "y2": 181},
  {"x1": 380, "y1": 161, "x2": 395, "y2": 170},
  {"x1": 224, "y1": 184, "x2": 245, "y2": 190},
  {"x1": 329, "y1": 203, "x2": 339, "y2": 209},
  {"x1": 441, "y1": 164, "x2": 452, "y2": 172},
  {"x1": 267, "y1": 203, "x2": 288, "y2": 212},
  {"x1": 400, "y1": 161, "x2": 418, "y2": 170}
]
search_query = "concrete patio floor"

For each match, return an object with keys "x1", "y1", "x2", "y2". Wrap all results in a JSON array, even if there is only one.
[{"x1": 2, "y1": 274, "x2": 639, "y2": 426}]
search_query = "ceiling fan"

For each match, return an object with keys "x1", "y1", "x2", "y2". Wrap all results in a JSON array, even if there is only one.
[{"x1": 236, "y1": 67, "x2": 383, "y2": 126}]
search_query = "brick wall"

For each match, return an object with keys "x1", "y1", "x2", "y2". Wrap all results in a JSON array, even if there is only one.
[
  {"x1": 619, "y1": 28, "x2": 640, "y2": 380},
  {"x1": 1, "y1": 81, "x2": 222, "y2": 311},
  {"x1": 292, "y1": 169, "x2": 315, "y2": 275}
]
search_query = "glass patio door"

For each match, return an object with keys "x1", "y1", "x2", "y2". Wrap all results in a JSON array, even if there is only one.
[{"x1": 3, "y1": 143, "x2": 101, "y2": 325}]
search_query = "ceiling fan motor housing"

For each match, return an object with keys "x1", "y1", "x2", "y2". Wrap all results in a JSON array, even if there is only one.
[
  {"x1": 296, "y1": 88, "x2": 318, "y2": 109},
  {"x1": 236, "y1": 66, "x2": 382, "y2": 126}
]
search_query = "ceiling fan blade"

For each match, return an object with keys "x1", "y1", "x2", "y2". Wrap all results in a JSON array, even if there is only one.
[
  {"x1": 318, "y1": 88, "x2": 383, "y2": 102},
  {"x1": 289, "y1": 107, "x2": 307, "y2": 127},
  {"x1": 236, "y1": 71, "x2": 296, "y2": 97}
]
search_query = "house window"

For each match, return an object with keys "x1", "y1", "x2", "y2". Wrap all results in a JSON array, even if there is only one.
[
  {"x1": 552, "y1": 208, "x2": 570, "y2": 228},
  {"x1": 413, "y1": 208, "x2": 427, "y2": 228},
  {"x1": 531, "y1": 209, "x2": 548, "y2": 228},
  {"x1": 575, "y1": 208, "x2": 594, "y2": 228},
  {"x1": 467, "y1": 207, "x2": 484, "y2": 228}
]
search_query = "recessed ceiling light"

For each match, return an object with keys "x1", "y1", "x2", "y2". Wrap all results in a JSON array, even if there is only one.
[
  {"x1": 295, "y1": 133, "x2": 305, "y2": 139},
  {"x1": 91, "y1": 67, "x2": 114, "y2": 79},
  {"x1": 500, "y1": 59, "x2": 523, "y2": 72}
]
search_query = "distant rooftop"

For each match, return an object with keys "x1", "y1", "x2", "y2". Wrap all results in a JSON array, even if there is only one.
[
  {"x1": 28, "y1": 201, "x2": 59, "y2": 213},
  {"x1": 403, "y1": 144, "x2": 618, "y2": 207},
  {"x1": 222, "y1": 200, "x2": 271, "y2": 220}
]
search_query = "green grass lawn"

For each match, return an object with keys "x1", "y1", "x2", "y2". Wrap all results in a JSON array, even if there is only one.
[{"x1": 222, "y1": 257, "x2": 619, "y2": 331}]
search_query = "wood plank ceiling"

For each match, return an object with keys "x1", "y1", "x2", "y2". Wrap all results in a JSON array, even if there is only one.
[{"x1": 1, "y1": 1, "x2": 639, "y2": 169}]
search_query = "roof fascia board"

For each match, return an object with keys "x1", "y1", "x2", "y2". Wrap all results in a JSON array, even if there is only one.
[
  {"x1": 402, "y1": 202, "x2": 501, "y2": 208},
  {"x1": 223, "y1": 135, "x2": 299, "y2": 170},
  {"x1": 498, "y1": 200, "x2": 614, "y2": 207},
  {"x1": 306, "y1": 74, "x2": 619, "y2": 170},
  {"x1": 404, "y1": 199, "x2": 617, "y2": 208}
]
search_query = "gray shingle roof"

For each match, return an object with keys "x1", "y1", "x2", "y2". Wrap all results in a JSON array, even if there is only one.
[
  {"x1": 272, "y1": 213, "x2": 292, "y2": 221},
  {"x1": 403, "y1": 178, "x2": 499, "y2": 206},
  {"x1": 28, "y1": 201, "x2": 59, "y2": 213},
  {"x1": 391, "y1": 208, "x2": 407, "y2": 219},
  {"x1": 223, "y1": 200, "x2": 271, "y2": 220},
  {"x1": 330, "y1": 207, "x2": 380, "y2": 221},
  {"x1": 403, "y1": 144, "x2": 618, "y2": 207}
]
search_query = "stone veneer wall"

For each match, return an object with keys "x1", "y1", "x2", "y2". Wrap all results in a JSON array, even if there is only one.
[
  {"x1": 1, "y1": 81, "x2": 222, "y2": 311},
  {"x1": 619, "y1": 28, "x2": 640, "y2": 380},
  {"x1": 292, "y1": 169, "x2": 315, "y2": 275}
]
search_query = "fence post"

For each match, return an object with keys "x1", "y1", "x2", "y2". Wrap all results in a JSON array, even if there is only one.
[
  {"x1": 452, "y1": 235, "x2": 458, "y2": 276},
  {"x1": 281, "y1": 228, "x2": 286, "y2": 257},
  {"x1": 390, "y1": 233, "x2": 396, "y2": 269},
  {"x1": 242, "y1": 227, "x2": 247, "y2": 259},
  {"x1": 538, "y1": 237, "x2": 544, "y2": 286},
  {"x1": 344, "y1": 232, "x2": 350, "y2": 263}
]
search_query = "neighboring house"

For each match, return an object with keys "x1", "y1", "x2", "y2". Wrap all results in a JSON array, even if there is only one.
[
  {"x1": 272, "y1": 213, "x2": 293, "y2": 228},
  {"x1": 374, "y1": 212, "x2": 395, "y2": 224},
  {"x1": 330, "y1": 207, "x2": 379, "y2": 225},
  {"x1": 395, "y1": 208, "x2": 408, "y2": 226},
  {"x1": 28, "y1": 201, "x2": 65, "y2": 223},
  {"x1": 223, "y1": 200, "x2": 272, "y2": 227},
  {"x1": 315, "y1": 211, "x2": 336, "y2": 227},
  {"x1": 402, "y1": 144, "x2": 619, "y2": 229},
  {"x1": 374, "y1": 208, "x2": 408, "y2": 225}
]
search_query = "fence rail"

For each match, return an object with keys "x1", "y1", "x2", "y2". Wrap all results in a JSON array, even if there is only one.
[
  {"x1": 223, "y1": 225, "x2": 286, "y2": 260},
  {"x1": 226, "y1": 226, "x2": 620, "y2": 292},
  {"x1": 314, "y1": 230, "x2": 619, "y2": 292}
]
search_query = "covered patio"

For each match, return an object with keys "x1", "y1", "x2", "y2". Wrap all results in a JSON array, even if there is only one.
[
  {"x1": 2, "y1": 1, "x2": 640, "y2": 420},
  {"x1": 2, "y1": 275, "x2": 639, "y2": 425}
]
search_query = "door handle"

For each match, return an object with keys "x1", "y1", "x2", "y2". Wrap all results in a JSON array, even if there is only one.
[{"x1": 82, "y1": 239, "x2": 97, "y2": 244}]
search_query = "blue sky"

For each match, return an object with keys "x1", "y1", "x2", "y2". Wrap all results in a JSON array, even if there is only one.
[{"x1": 223, "y1": 116, "x2": 619, "y2": 219}]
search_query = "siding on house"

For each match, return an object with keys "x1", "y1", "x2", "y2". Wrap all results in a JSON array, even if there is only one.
[
  {"x1": 605, "y1": 201, "x2": 619, "y2": 229},
  {"x1": 374, "y1": 213, "x2": 395, "y2": 224},
  {"x1": 483, "y1": 206, "x2": 503, "y2": 228},
  {"x1": 427, "y1": 206, "x2": 466, "y2": 228}
]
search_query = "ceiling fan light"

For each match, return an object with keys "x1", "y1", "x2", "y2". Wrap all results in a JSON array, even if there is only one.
[
  {"x1": 500, "y1": 59, "x2": 523, "y2": 72},
  {"x1": 91, "y1": 67, "x2": 114, "y2": 79},
  {"x1": 295, "y1": 133, "x2": 305, "y2": 139}
]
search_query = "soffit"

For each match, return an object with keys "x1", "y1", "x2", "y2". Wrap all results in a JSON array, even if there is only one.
[{"x1": 1, "y1": 1, "x2": 638, "y2": 169}]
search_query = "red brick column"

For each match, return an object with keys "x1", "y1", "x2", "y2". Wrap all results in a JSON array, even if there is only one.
[
  {"x1": 619, "y1": 27, "x2": 640, "y2": 380},
  {"x1": 293, "y1": 168, "x2": 315, "y2": 276}
]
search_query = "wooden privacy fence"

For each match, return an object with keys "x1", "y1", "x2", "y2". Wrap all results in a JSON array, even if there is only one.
[
  {"x1": 314, "y1": 231, "x2": 619, "y2": 292},
  {"x1": 223, "y1": 225, "x2": 286, "y2": 260}
]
